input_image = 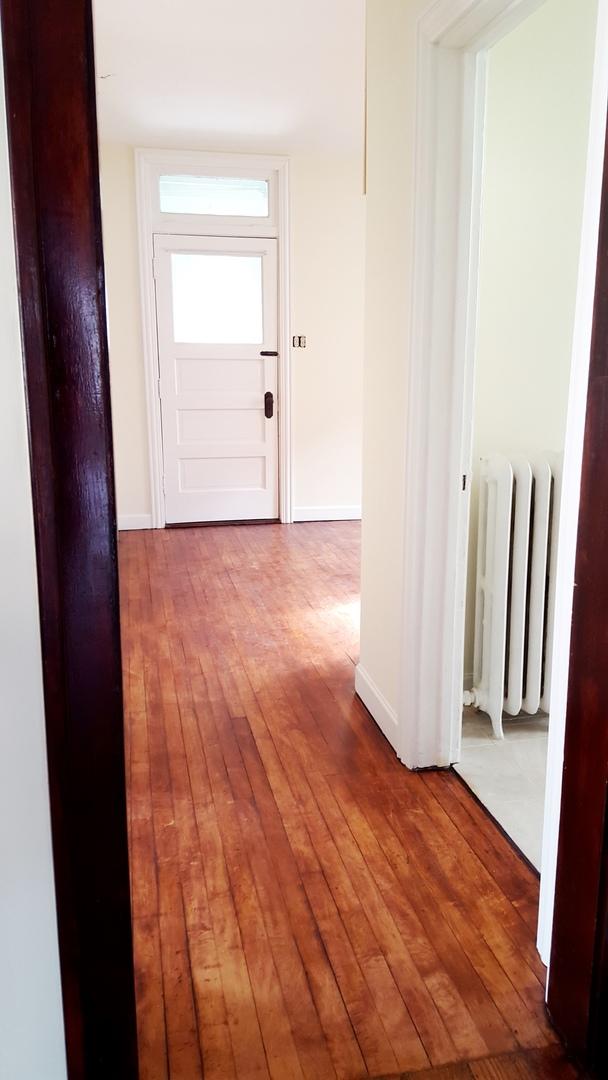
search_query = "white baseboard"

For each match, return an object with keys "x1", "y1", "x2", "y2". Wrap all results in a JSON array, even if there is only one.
[
  {"x1": 355, "y1": 664, "x2": 400, "y2": 748},
  {"x1": 117, "y1": 514, "x2": 153, "y2": 531},
  {"x1": 293, "y1": 505, "x2": 362, "y2": 522}
]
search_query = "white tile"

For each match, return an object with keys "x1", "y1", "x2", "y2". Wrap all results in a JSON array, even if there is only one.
[{"x1": 455, "y1": 709, "x2": 548, "y2": 869}]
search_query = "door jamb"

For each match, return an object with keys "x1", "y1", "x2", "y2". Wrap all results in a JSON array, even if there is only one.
[
  {"x1": 134, "y1": 148, "x2": 293, "y2": 527},
  {"x1": 399, "y1": 0, "x2": 550, "y2": 773}
]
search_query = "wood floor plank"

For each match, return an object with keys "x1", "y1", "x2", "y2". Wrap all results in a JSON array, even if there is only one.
[
  {"x1": 189, "y1": 707, "x2": 270, "y2": 1078},
  {"x1": 468, "y1": 1045, "x2": 581, "y2": 1079},
  {"x1": 368, "y1": 783, "x2": 552, "y2": 1050},
  {"x1": 297, "y1": 789, "x2": 430, "y2": 1070},
  {"x1": 230, "y1": 709, "x2": 369, "y2": 1079},
  {"x1": 119, "y1": 522, "x2": 566, "y2": 1080},
  {"x1": 131, "y1": 916, "x2": 169, "y2": 1080},
  {"x1": 349, "y1": 790, "x2": 525, "y2": 1057},
  {"x1": 160, "y1": 715, "x2": 236, "y2": 1078},
  {"x1": 318, "y1": 774, "x2": 492, "y2": 1063},
  {"x1": 423, "y1": 773, "x2": 539, "y2": 914},
  {"x1": 143, "y1": 661, "x2": 203, "y2": 1079},
  {"x1": 235, "y1": 797, "x2": 339, "y2": 1080},
  {"x1": 373, "y1": 1045, "x2": 581, "y2": 1079}
]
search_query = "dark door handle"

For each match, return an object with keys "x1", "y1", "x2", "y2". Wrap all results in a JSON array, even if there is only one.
[
  {"x1": 260, "y1": 350, "x2": 278, "y2": 356},
  {"x1": 264, "y1": 391, "x2": 274, "y2": 419}
]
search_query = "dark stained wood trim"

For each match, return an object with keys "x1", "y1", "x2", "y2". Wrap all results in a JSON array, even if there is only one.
[
  {"x1": 0, "y1": 1, "x2": 138, "y2": 1076},
  {"x1": 590, "y1": 803, "x2": 608, "y2": 1075},
  {"x1": 547, "y1": 109, "x2": 608, "y2": 1072}
]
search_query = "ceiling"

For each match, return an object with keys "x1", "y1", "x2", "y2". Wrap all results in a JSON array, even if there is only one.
[{"x1": 93, "y1": 0, "x2": 366, "y2": 153}]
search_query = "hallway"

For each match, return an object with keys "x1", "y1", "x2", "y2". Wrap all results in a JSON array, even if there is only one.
[{"x1": 120, "y1": 522, "x2": 563, "y2": 1080}]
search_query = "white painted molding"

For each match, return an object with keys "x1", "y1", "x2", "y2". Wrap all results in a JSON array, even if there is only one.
[
  {"x1": 400, "y1": 2, "x2": 490, "y2": 770},
  {"x1": 399, "y1": 0, "x2": 599, "y2": 771},
  {"x1": 426, "y1": 0, "x2": 546, "y2": 50},
  {"x1": 355, "y1": 665, "x2": 399, "y2": 746},
  {"x1": 293, "y1": 506, "x2": 362, "y2": 522},
  {"x1": 117, "y1": 514, "x2": 154, "y2": 531},
  {"x1": 277, "y1": 160, "x2": 293, "y2": 524},
  {"x1": 135, "y1": 150, "x2": 165, "y2": 528},
  {"x1": 134, "y1": 148, "x2": 293, "y2": 529},
  {"x1": 537, "y1": 0, "x2": 608, "y2": 970}
]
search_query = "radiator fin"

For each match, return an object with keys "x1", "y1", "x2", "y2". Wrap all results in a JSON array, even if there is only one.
[{"x1": 468, "y1": 453, "x2": 561, "y2": 738}]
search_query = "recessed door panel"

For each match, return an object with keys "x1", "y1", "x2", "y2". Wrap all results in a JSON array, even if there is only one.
[
  {"x1": 176, "y1": 356, "x2": 265, "y2": 393},
  {"x1": 179, "y1": 456, "x2": 266, "y2": 492},
  {"x1": 177, "y1": 408, "x2": 265, "y2": 444}
]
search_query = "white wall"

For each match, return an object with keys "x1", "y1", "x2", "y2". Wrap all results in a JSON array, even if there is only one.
[
  {"x1": 0, "y1": 34, "x2": 67, "y2": 1080},
  {"x1": 99, "y1": 143, "x2": 365, "y2": 525},
  {"x1": 100, "y1": 143, "x2": 154, "y2": 526},
  {"x1": 290, "y1": 153, "x2": 365, "y2": 516},
  {"x1": 464, "y1": 0, "x2": 599, "y2": 678},
  {"x1": 358, "y1": 0, "x2": 428, "y2": 716}
]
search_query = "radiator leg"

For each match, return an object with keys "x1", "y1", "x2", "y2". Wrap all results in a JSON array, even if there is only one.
[
  {"x1": 489, "y1": 708, "x2": 505, "y2": 739},
  {"x1": 462, "y1": 688, "x2": 504, "y2": 737}
]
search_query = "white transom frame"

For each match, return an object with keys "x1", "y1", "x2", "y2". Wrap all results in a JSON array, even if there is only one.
[{"x1": 135, "y1": 147, "x2": 293, "y2": 529}]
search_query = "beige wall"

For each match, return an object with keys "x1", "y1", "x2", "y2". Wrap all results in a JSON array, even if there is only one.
[
  {"x1": 290, "y1": 153, "x2": 365, "y2": 513},
  {"x1": 464, "y1": 0, "x2": 599, "y2": 678},
  {"x1": 359, "y1": 0, "x2": 428, "y2": 713},
  {"x1": 101, "y1": 142, "x2": 154, "y2": 522},
  {"x1": 0, "y1": 36, "x2": 66, "y2": 1080},
  {"x1": 99, "y1": 143, "x2": 365, "y2": 524}
]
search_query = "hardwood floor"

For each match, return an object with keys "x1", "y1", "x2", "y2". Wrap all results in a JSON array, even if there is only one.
[
  {"x1": 120, "y1": 522, "x2": 572, "y2": 1080},
  {"x1": 375, "y1": 1044, "x2": 580, "y2": 1078}
]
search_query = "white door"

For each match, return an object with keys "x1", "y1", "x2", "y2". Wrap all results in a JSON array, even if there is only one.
[{"x1": 154, "y1": 233, "x2": 279, "y2": 524}]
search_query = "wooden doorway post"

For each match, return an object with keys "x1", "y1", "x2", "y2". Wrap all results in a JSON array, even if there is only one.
[
  {"x1": 0, "y1": 1, "x2": 138, "y2": 1075},
  {"x1": 547, "y1": 111, "x2": 608, "y2": 1072}
]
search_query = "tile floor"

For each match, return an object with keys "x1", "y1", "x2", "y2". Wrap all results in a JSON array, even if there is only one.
[{"x1": 454, "y1": 708, "x2": 548, "y2": 870}]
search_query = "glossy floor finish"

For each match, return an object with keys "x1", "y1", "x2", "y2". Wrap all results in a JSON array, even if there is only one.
[
  {"x1": 120, "y1": 522, "x2": 561, "y2": 1080},
  {"x1": 375, "y1": 1043, "x2": 579, "y2": 1078}
]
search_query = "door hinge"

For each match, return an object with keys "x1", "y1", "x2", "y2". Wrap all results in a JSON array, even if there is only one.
[{"x1": 462, "y1": 474, "x2": 467, "y2": 491}]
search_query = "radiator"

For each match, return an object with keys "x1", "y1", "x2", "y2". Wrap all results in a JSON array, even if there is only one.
[{"x1": 463, "y1": 454, "x2": 561, "y2": 738}]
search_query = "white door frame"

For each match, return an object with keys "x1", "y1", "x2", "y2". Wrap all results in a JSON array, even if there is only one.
[
  {"x1": 399, "y1": 0, "x2": 608, "y2": 959},
  {"x1": 135, "y1": 148, "x2": 292, "y2": 527}
]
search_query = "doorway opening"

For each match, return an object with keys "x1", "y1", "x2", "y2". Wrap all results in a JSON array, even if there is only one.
[
  {"x1": 454, "y1": 0, "x2": 598, "y2": 873},
  {"x1": 92, "y1": 0, "x2": 571, "y2": 1074},
  {"x1": 398, "y1": 0, "x2": 608, "y2": 973},
  {"x1": 4, "y1": 0, "x2": 608, "y2": 1072}
]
